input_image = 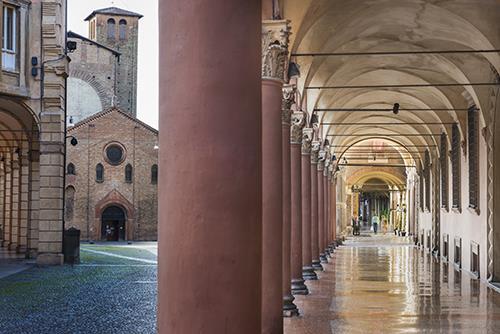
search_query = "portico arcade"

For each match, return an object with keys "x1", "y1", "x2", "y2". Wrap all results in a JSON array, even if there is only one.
[{"x1": 158, "y1": 0, "x2": 499, "y2": 333}]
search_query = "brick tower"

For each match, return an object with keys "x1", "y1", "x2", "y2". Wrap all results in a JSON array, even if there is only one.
[{"x1": 85, "y1": 7, "x2": 143, "y2": 116}]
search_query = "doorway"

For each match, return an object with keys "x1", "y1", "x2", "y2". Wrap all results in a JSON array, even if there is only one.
[{"x1": 101, "y1": 206, "x2": 126, "y2": 241}]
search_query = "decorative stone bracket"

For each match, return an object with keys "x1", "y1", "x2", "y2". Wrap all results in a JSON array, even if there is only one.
[{"x1": 291, "y1": 110, "x2": 306, "y2": 144}]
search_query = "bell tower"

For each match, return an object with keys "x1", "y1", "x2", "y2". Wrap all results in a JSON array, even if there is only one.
[{"x1": 85, "y1": 7, "x2": 143, "y2": 116}]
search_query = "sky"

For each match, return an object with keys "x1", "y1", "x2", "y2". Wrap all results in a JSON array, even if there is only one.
[{"x1": 68, "y1": 0, "x2": 159, "y2": 129}]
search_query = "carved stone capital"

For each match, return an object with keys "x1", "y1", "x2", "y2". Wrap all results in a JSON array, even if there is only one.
[
  {"x1": 290, "y1": 110, "x2": 306, "y2": 144},
  {"x1": 311, "y1": 141, "x2": 321, "y2": 164},
  {"x1": 262, "y1": 20, "x2": 291, "y2": 81},
  {"x1": 318, "y1": 149, "x2": 326, "y2": 171},
  {"x1": 282, "y1": 84, "x2": 296, "y2": 125},
  {"x1": 302, "y1": 128, "x2": 313, "y2": 155}
]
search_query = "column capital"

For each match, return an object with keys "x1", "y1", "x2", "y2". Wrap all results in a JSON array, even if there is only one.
[
  {"x1": 262, "y1": 20, "x2": 291, "y2": 81},
  {"x1": 302, "y1": 128, "x2": 313, "y2": 155},
  {"x1": 311, "y1": 141, "x2": 321, "y2": 164},
  {"x1": 318, "y1": 149, "x2": 326, "y2": 171},
  {"x1": 282, "y1": 84, "x2": 296, "y2": 125},
  {"x1": 290, "y1": 110, "x2": 306, "y2": 145}
]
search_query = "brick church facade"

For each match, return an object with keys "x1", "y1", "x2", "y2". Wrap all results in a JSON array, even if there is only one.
[{"x1": 65, "y1": 109, "x2": 158, "y2": 241}]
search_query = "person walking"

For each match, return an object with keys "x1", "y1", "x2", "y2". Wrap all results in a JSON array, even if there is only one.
[{"x1": 372, "y1": 214, "x2": 379, "y2": 234}]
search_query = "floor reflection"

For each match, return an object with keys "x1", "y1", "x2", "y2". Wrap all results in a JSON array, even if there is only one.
[{"x1": 284, "y1": 235, "x2": 500, "y2": 333}]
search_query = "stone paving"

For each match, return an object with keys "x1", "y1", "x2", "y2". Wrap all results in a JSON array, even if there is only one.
[
  {"x1": 3, "y1": 237, "x2": 500, "y2": 333},
  {"x1": 284, "y1": 234, "x2": 500, "y2": 333},
  {"x1": 0, "y1": 242, "x2": 157, "y2": 334}
]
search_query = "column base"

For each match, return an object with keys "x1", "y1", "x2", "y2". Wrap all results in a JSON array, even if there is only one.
[
  {"x1": 319, "y1": 253, "x2": 328, "y2": 264},
  {"x1": 325, "y1": 248, "x2": 332, "y2": 258},
  {"x1": 302, "y1": 265, "x2": 318, "y2": 280},
  {"x1": 36, "y1": 253, "x2": 63, "y2": 266},
  {"x1": 291, "y1": 278, "x2": 309, "y2": 295},
  {"x1": 8, "y1": 243, "x2": 18, "y2": 251},
  {"x1": 283, "y1": 294, "x2": 299, "y2": 317},
  {"x1": 336, "y1": 238, "x2": 344, "y2": 246},
  {"x1": 312, "y1": 259, "x2": 323, "y2": 271},
  {"x1": 26, "y1": 249, "x2": 37, "y2": 260}
]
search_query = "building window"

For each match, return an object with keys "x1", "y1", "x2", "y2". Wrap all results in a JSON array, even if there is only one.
[
  {"x1": 105, "y1": 143, "x2": 125, "y2": 165},
  {"x1": 440, "y1": 133, "x2": 448, "y2": 210},
  {"x1": 89, "y1": 19, "x2": 96, "y2": 40},
  {"x1": 151, "y1": 164, "x2": 158, "y2": 184},
  {"x1": 96, "y1": 163, "x2": 104, "y2": 183},
  {"x1": 125, "y1": 164, "x2": 133, "y2": 183},
  {"x1": 2, "y1": 6, "x2": 17, "y2": 71},
  {"x1": 419, "y1": 171, "x2": 424, "y2": 211},
  {"x1": 67, "y1": 163, "x2": 76, "y2": 175},
  {"x1": 451, "y1": 123, "x2": 461, "y2": 210},
  {"x1": 424, "y1": 150, "x2": 431, "y2": 211},
  {"x1": 107, "y1": 18, "x2": 116, "y2": 39},
  {"x1": 468, "y1": 106, "x2": 479, "y2": 209},
  {"x1": 119, "y1": 19, "x2": 127, "y2": 40}
]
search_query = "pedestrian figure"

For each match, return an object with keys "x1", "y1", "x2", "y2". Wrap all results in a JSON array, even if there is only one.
[{"x1": 372, "y1": 215, "x2": 379, "y2": 234}]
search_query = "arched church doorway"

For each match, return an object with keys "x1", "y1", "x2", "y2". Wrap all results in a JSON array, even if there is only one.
[{"x1": 101, "y1": 206, "x2": 126, "y2": 241}]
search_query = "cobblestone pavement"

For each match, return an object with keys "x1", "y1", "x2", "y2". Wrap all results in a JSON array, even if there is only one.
[
  {"x1": 285, "y1": 234, "x2": 500, "y2": 334},
  {"x1": 0, "y1": 242, "x2": 158, "y2": 334}
]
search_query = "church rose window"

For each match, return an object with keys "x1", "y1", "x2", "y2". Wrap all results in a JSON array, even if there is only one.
[{"x1": 105, "y1": 143, "x2": 125, "y2": 165}]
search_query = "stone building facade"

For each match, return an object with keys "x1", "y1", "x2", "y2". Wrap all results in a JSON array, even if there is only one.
[
  {"x1": 67, "y1": 7, "x2": 142, "y2": 124},
  {"x1": 65, "y1": 108, "x2": 158, "y2": 241},
  {"x1": 0, "y1": 0, "x2": 68, "y2": 265}
]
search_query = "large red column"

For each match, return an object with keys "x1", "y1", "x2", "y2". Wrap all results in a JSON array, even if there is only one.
[
  {"x1": 158, "y1": 1, "x2": 262, "y2": 333},
  {"x1": 281, "y1": 86, "x2": 298, "y2": 316},
  {"x1": 317, "y1": 152, "x2": 327, "y2": 264},
  {"x1": 261, "y1": 78, "x2": 284, "y2": 334},
  {"x1": 290, "y1": 111, "x2": 308, "y2": 295},
  {"x1": 331, "y1": 174, "x2": 337, "y2": 247},
  {"x1": 301, "y1": 128, "x2": 317, "y2": 280},
  {"x1": 261, "y1": 20, "x2": 291, "y2": 331},
  {"x1": 310, "y1": 142, "x2": 322, "y2": 271},
  {"x1": 323, "y1": 164, "x2": 331, "y2": 257}
]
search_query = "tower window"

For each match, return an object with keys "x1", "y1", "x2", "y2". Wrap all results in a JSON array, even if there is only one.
[
  {"x1": 119, "y1": 19, "x2": 127, "y2": 40},
  {"x1": 451, "y1": 123, "x2": 461, "y2": 210},
  {"x1": 107, "y1": 18, "x2": 116, "y2": 39},
  {"x1": 96, "y1": 163, "x2": 104, "y2": 183},
  {"x1": 67, "y1": 163, "x2": 76, "y2": 175},
  {"x1": 440, "y1": 133, "x2": 448, "y2": 210},
  {"x1": 125, "y1": 164, "x2": 133, "y2": 183},
  {"x1": 151, "y1": 164, "x2": 158, "y2": 184},
  {"x1": 468, "y1": 106, "x2": 479, "y2": 210}
]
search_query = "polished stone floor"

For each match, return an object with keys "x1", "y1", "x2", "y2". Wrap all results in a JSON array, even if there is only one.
[{"x1": 285, "y1": 234, "x2": 500, "y2": 334}]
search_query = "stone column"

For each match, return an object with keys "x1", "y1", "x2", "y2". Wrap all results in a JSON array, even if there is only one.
[
  {"x1": 17, "y1": 150, "x2": 30, "y2": 253},
  {"x1": 318, "y1": 149, "x2": 327, "y2": 263},
  {"x1": 0, "y1": 164, "x2": 4, "y2": 245},
  {"x1": 324, "y1": 162, "x2": 330, "y2": 256},
  {"x1": 281, "y1": 85, "x2": 298, "y2": 316},
  {"x1": 2, "y1": 155, "x2": 11, "y2": 248},
  {"x1": 158, "y1": 1, "x2": 262, "y2": 333},
  {"x1": 330, "y1": 172, "x2": 337, "y2": 247},
  {"x1": 311, "y1": 141, "x2": 322, "y2": 270},
  {"x1": 9, "y1": 154, "x2": 19, "y2": 251},
  {"x1": 261, "y1": 19, "x2": 289, "y2": 333},
  {"x1": 36, "y1": 0, "x2": 68, "y2": 265},
  {"x1": 290, "y1": 110, "x2": 308, "y2": 295},
  {"x1": 301, "y1": 128, "x2": 317, "y2": 280}
]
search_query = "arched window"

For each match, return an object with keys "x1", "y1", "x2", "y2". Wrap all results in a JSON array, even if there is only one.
[
  {"x1": 67, "y1": 163, "x2": 76, "y2": 175},
  {"x1": 440, "y1": 133, "x2": 448, "y2": 210},
  {"x1": 107, "y1": 18, "x2": 116, "y2": 39},
  {"x1": 451, "y1": 123, "x2": 461, "y2": 210},
  {"x1": 119, "y1": 19, "x2": 127, "y2": 40},
  {"x1": 125, "y1": 164, "x2": 133, "y2": 183},
  {"x1": 424, "y1": 150, "x2": 431, "y2": 211},
  {"x1": 468, "y1": 106, "x2": 479, "y2": 209},
  {"x1": 151, "y1": 164, "x2": 158, "y2": 184},
  {"x1": 64, "y1": 186, "x2": 76, "y2": 222},
  {"x1": 96, "y1": 163, "x2": 104, "y2": 183}
]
